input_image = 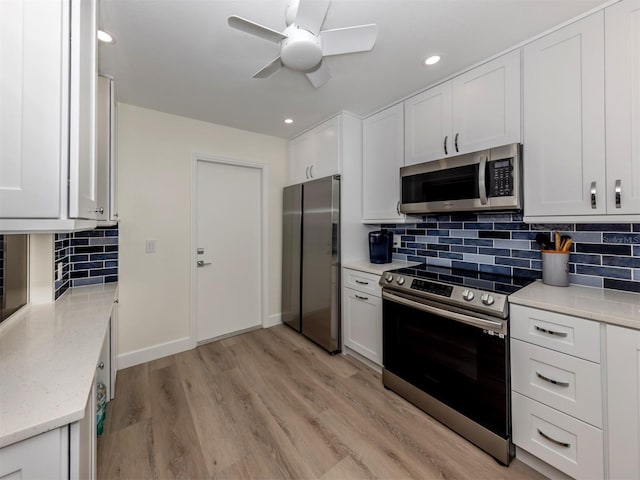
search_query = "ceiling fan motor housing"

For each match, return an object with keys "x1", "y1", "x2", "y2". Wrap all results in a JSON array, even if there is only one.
[{"x1": 280, "y1": 27, "x2": 323, "y2": 72}]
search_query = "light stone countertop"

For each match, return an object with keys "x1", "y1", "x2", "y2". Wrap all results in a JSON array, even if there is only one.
[
  {"x1": 509, "y1": 280, "x2": 640, "y2": 330},
  {"x1": 342, "y1": 259, "x2": 421, "y2": 276},
  {"x1": 0, "y1": 283, "x2": 118, "y2": 448}
]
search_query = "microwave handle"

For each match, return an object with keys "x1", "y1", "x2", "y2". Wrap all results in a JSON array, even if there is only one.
[{"x1": 478, "y1": 155, "x2": 488, "y2": 205}]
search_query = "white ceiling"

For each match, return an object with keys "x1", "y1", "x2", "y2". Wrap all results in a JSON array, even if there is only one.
[{"x1": 99, "y1": 0, "x2": 604, "y2": 139}]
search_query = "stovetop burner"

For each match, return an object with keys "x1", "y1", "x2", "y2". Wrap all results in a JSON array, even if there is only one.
[
  {"x1": 390, "y1": 264, "x2": 537, "y2": 295},
  {"x1": 379, "y1": 263, "x2": 538, "y2": 319}
]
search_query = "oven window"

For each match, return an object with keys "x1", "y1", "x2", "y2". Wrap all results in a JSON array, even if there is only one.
[
  {"x1": 383, "y1": 298, "x2": 508, "y2": 437},
  {"x1": 1, "y1": 234, "x2": 28, "y2": 322},
  {"x1": 402, "y1": 164, "x2": 480, "y2": 203}
]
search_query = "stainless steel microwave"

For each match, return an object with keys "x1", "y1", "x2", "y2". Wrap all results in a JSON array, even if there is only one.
[{"x1": 400, "y1": 143, "x2": 522, "y2": 214}]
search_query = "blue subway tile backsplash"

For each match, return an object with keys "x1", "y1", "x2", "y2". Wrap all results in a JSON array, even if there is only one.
[
  {"x1": 383, "y1": 213, "x2": 640, "y2": 294},
  {"x1": 54, "y1": 226, "x2": 118, "y2": 299}
]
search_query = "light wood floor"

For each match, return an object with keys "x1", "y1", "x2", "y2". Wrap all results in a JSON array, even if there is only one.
[{"x1": 98, "y1": 325, "x2": 546, "y2": 479}]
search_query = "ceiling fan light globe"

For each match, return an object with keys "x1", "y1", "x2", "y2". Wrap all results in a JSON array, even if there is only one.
[{"x1": 280, "y1": 28, "x2": 323, "y2": 72}]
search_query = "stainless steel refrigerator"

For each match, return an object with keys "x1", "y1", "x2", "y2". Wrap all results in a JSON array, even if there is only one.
[{"x1": 281, "y1": 175, "x2": 340, "y2": 353}]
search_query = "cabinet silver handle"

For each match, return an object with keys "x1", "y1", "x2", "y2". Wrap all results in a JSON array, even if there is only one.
[
  {"x1": 537, "y1": 429, "x2": 570, "y2": 448},
  {"x1": 590, "y1": 181, "x2": 597, "y2": 209},
  {"x1": 615, "y1": 179, "x2": 622, "y2": 208},
  {"x1": 396, "y1": 201, "x2": 401, "y2": 216},
  {"x1": 355, "y1": 294, "x2": 369, "y2": 301},
  {"x1": 536, "y1": 371, "x2": 570, "y2": 387},
  {"x1": 454, "y1": 132, "x2": 459, "y2": 152},
  {"x1": 310, "y1": 165, "x2": 314, "y2": 178},
  {"x1": 444, "y1": 135, "x2": 448, "y2": 155},
  {"x1": 305, "y1": 166, "x2": 309, "y2": 179},
  {"x1": 534, "y1": 325, "x2": 568, "y2": 337},
  {"x1": 114, "y1": 299, "x2": 119, "y2": 304},
  {"x1": 355, "y1": 280, "x2": 369, "y2": 285},
  {"x1": 197, "y1": 260, "x2": 212, "y2": 267},
  {"x1": 478, "y1": 155, "x2": 488, "y2": 205},
  {"x1": 98, "y1": 362, "x2": 105, "y2": 370}
]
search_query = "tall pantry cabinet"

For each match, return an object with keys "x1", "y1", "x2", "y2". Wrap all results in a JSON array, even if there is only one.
[{"x1": 0, "y1": 0, "x2": 99, "y2": 232}]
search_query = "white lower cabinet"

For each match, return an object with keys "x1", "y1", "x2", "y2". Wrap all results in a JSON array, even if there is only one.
[
  {"x1": 511, "y1": 304, "x2": 604, "y2": 478},
  {"x1": 0, "y1": 428, "x2": 69, "y2": 479},
  {"x1": 606, "y1": 324, "x2": 640, "y2": 480},
  {"x1": 342, "y1": 269, "x2": 383, "y2": 366},
  {"x1": 512, "y1": 392, "x2": 604, "y2": 480}
]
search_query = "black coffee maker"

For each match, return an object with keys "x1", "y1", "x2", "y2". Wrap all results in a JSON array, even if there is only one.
[{"x1": 369, "y1": 230, "x2": 393, "y2": 264}]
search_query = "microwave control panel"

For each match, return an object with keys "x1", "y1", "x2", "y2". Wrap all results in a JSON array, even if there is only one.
[{"x1": 488, "y1": 159, "x2": 513, "y2": 197}]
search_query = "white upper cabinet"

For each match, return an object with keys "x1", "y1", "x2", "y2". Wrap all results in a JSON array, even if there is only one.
[
  {"x1": 0, "y1": 0, "x2": 98, "y2": 232},
  {"x1": 288, "y1": 115, "x2": 341, "y2": 184},
  {"x1": 96, "y1": 75, "x2": 118, "y2": 224},
  {"x1": 605, "y1": 0, "x2": 640, "y2": 215},
  {"x1": 523, "y1": 12, "x2": 606, "y2": 218},
  {"x1": 404, "y1": 50, "x2": 520, "y2": 166},
  {"x1": 362, "y1": 104, "x2": 407, "y2": 223},
  {"x1": 524, "y1": 0, "x2": 640, "y2": 221},
  {"x1": 452, "y1": 50, "x2": 521, "y2": 154},
  {"x1": 404, "y1": 83, "x2": 453, "y2": 166}
]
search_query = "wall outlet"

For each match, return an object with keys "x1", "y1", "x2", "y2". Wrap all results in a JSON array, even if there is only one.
[
  {"x1": 393, "y1": 234, "x2": 402, "y2": 248},
  {"x1": 56, "y1": 262, "x2": 63, "y2": 282}
]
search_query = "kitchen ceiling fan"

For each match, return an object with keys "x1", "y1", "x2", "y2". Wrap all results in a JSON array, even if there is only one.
[{"x1": 227, "y1": 0, "x2": 377, "y2": 88}]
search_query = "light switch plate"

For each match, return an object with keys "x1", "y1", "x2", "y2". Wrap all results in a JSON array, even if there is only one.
[
  {"x1": 56, "y1": 262, "x2": 63, "y2": 282},
  {"x1": 145, "y1": 240, "x2": 157, "y2": 253},
  {"x1": 393, "y1": 234, "x2": 402, "y2": 248}
]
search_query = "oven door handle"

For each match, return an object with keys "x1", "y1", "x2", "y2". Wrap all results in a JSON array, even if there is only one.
[{"x1": 382, "y1": 291, "x2": 505, "y2": 333}]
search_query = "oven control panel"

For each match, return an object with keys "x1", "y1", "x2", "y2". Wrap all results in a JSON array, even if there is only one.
[{"x1": 411, "y1": 279, "x2": 453, "y2": 297}]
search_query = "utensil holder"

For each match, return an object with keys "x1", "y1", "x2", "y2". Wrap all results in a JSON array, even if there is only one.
[{"x1": 541, "y1": 251, "x2": 570, "y2": 287}]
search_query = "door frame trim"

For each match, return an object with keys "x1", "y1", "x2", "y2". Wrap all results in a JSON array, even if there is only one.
[{"x1": 190, "y1": 154, "x2": 269, "y2": 347}]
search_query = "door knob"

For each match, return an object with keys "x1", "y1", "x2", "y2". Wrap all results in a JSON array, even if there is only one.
[{"x1": 197, "y1": 260, "x2": 212, "y2": 267}]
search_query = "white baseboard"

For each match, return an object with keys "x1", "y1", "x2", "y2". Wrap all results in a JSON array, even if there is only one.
[
  {"x1": 117, "y1": 336, "x2": 192, "y2": 370},
  {"x1": 264, "y1": 313, "x2": 282, "y2": 328}
]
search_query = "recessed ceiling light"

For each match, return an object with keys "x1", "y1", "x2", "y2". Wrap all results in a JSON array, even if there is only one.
[
  {"x1": 424, "y1": 55, "x2": 441, "y2": 66},
  {"x1": 97, "y1": 30, "x2": 115, "y2": 43},
  {"x1": 284, "y1": 118, "x2": 294, "y2": 124}
]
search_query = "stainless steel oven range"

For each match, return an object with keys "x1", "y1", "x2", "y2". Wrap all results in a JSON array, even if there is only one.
[{"x1": 379, "y1": 264, "x2": 535, "y2": 465}]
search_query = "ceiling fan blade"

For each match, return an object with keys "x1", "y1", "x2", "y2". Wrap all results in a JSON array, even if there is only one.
[
  {"x1": 253, "y1": 57, "x2": 283, "y2": 79},
  {"x1": 305, "y1": 61, "x2": 331, "y2": 88},
  {"x1": 320, "y1": 24, "x2": 377, "y2": 56},
  {"x1": 228, "y1": 15, "x2": 287, "y2": 44},
  {"x1": 295, "y1": 0, "x2": 331, "y2": 35}
]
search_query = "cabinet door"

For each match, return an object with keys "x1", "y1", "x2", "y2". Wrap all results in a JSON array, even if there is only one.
[
  {"x1": 605, "y1": 0, "x2": 640, "y2": 215},
  {"x1": 404, "y1": 82, "x2": 453, "y2": 166},
  {"x1": 96, "y1": 75, "x2": 117, "y2": 223},
  {"x1": 0, "y1": 428, "x2": 68, "y2": 479},
  {"x1": 110, "y1": 300, "x2": 118, "y2": 399},
  {"x1": 289, "y1": 133, "x2": 314, "y2": 184},
  {"x1": 68, "y1": 0, "x2": 98, "y2": 219},
  {"x1": 313, "y1": 115, "x2": 341, "y2": 179},
  {"x1": 0, "y1": 0, "x2": 65, "y2": 218},
  {"x1": 96, "y1": 323, "x2": 110, "y2": 401},
  {"x1": 452, "y1": 50, "x2": 521, "y2": 154},
  {"x1": 70, "y1": 377, "x2": 97, "y2": 480},
  {"x1": 343, "y1": 287, "x2": 382, "y2": 365},
  {"x1": 606, "y1": 325, "x2": 640, "y2": 480},
  {"x1": 363, "y1": 104, "x2": 405, "y2": 222},
  {"x1": 523, "y1": 13, "x2": 606, "y2": 217}
]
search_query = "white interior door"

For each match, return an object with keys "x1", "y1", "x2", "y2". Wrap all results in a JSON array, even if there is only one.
[{"x1": 196, "y1": 160, "x2": 262, "y2": 342}]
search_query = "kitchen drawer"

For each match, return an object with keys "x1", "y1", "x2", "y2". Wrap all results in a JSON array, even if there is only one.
[
  {"x1": 511, "y1": 339, "x2": 603, "y2": 428},
  {"x1": 512, "y1": 392, "x2": 604, "y2": 479},
  {"x1": 510, "y1": 305, "x2": 601, "y2": 362},
  {"x1": 343, "y1": 268, "x2": 382, "y2": 297}
]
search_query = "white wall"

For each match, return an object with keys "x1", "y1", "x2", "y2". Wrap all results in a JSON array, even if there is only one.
[{"x1": 117, "y1": 104, "x2": 287, "y2": 366}]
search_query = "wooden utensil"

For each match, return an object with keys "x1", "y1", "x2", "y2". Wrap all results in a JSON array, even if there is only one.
[
  {"x1": 555, "y1": 231, "x2": 561, "y2": 251},
  {"x1": 562, "y1": 239, "x2": 573, "y2": 252}
]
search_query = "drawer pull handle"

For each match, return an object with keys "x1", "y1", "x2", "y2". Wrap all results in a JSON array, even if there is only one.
[
  {"x1": 536, "y1": 371, "x2": 569, "y2": 387},
  {"x1": 355, "y1": 280, "x2": 369, "y2": 285},
  {"x1": 355, "y1": 294, "x2": 369, "y2": 301},
  {"x1": 537, "y1": 428, "x2": 571, "y2": 448},
  {"x1": 534, "y1": 325, "x2": 567, "y2": 337}
]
